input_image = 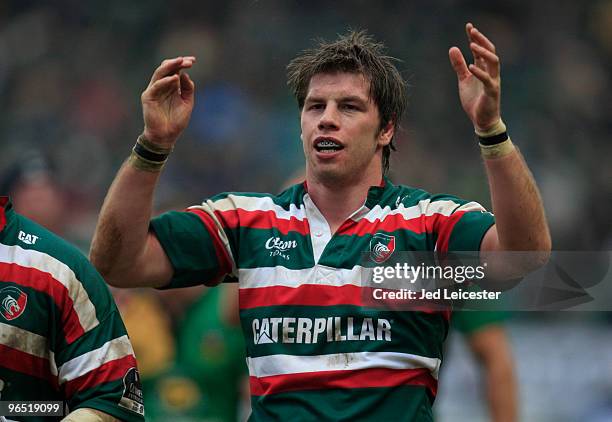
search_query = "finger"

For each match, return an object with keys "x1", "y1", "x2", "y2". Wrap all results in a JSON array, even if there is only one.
[
  {"x1": 149, "y1": 57, "x2": 194, "y2": 87},
  {"x1": 469, "y1": 26, "x2": 496, "y2": 53},
  {"x1": 448, "y1": 47, "x2": 470, "y2": 81},
  {"x1": 144, "y1": 74, "x2": 180, "y2": 99},
  {"x1": 149, "y1": 57, "x2": 182, "y2": 86},
  {"x1": 465, "y1": 22, "x2": 480, "y2": 64},
  {"x1": 465, "y1": 22, "x2": 474, "y2": 43},
  {"x1": 468, "y1": 64, "x2": 498, "y2": 94},
  {"x1": 180, "y1": 57, "x2": 196, "y2": 68},
  {"x1": 179, "y1": 72, "x2": 195, "y2": 100},
  {"x1": 470, "y1": 42, "x2": 500, "y2": 77},
  {"x1": 474, "y1": 53, "x2": 487, "y2": 71}
]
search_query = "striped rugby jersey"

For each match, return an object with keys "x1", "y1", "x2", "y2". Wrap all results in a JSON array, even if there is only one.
[
  {"x1": 151, "y1": 179, "x2": 495, "y2": 421},
  {"x1": 0, "y1": 198, "x2": 144, "y2": 421}
]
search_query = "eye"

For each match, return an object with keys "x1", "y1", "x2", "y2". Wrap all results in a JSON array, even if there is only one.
[
  {"x1": 308, "y1": 103, "x2": 324, "y2": 110},
  {"x1": 341, "y1": 103, "x2": 359, "y2": 111}
]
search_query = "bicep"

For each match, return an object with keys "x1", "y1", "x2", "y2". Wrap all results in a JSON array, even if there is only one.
[
  {"x1": 480, "y1": 224, "x2": 535, "y2": 281},
  {"x1": 479, "y1": 224, "x2": 513, "y2": 279},
  {"x1": 137, "y1": 231, "x2": 174, "y2": 288},
  {"x1": 480, "y1": 224, "x2": 500, "y2": 253},
  {"x1": 116, "y1": 231, "x2": 174, "y2": 288}
]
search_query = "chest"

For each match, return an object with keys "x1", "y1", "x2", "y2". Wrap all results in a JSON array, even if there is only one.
[{"x1": 235, "y1": 216, "x2": 432, "y2": 271}]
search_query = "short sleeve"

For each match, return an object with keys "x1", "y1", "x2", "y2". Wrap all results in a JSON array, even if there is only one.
[
  {"x1": 151, "y1": 208, "x2": 234, "y2": 289},
  {"x1": 446, "y1": 208, "x2": 495, "y2": 252},
  {"x1": 432, "y1": 197, "x2": 495, "y2": 253}
]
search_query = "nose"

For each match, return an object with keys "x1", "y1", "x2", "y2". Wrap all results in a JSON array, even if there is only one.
[{"x1": 318, "y1": 104, "x2": 340, "y2": 131}]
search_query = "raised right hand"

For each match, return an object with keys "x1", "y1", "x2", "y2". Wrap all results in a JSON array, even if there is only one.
[{"x1": 141, "y1": 56, "x2": 196, "y2": 147}]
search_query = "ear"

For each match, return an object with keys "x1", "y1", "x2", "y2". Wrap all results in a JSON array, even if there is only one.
[{"x1": 377, "y1": 120, "x2": 395, "y2": 147}]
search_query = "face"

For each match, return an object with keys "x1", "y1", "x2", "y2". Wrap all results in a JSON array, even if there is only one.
[
  {"x1": 12, "y1": 177, "x2": 65, "y2": 233},
  {"x1": 300, "y1": 72, "x2": 393, "y2": 186}
]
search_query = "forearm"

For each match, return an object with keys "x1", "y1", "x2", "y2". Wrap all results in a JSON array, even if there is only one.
[
  {"x1": 469, "y1": 326, "x2": 518, "y2": 422},
  {"x1": 484, "y1": 356, "x2": 518, "y2": 422},
  {"x1": 91, "y1": 57, "x2": 195, "y2": 287},
  {"x1": 484, "y1": 146, "x2": 551, "y2": 253},
  {"x1": 90, "y1": 160, "x2": 161, "y2": 286}
]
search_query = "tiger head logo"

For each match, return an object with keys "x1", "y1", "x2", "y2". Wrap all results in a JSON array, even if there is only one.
[
  {"x1": 1, "y1": 286, "x2": 28, "y2": 321},
  {"x1": 369, "y1": 233, "x2": 396, "y2": 264}
]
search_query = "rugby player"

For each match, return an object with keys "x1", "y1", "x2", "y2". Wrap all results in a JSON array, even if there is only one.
[{"x1": 91, "y1": 23, "x2": 550, "y2": 420}]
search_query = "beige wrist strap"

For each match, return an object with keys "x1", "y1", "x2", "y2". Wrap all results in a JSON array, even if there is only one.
[
  {"x1": 475, "y1": 119, "x2": 506, "y2": 137},
  {"x1": 479, "y1": 138, "x2": 515, "y2": 159},
  {"x1": 128, "y1": 151, "x2": 166, "y2": 172},
  {"x1": 128, "y1": 134, "x2": 173, "y2": 172},
  {"x1": 476, "y1": 118, "x2": 515, "y2": 159}
]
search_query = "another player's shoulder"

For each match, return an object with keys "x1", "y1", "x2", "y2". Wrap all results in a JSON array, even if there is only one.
[
  {"x1": 3, "y1": 211, "x2": 111, "y2": 301},
  {"x1": 3, "y1": 211, "x2": 84, "y2": 266}
]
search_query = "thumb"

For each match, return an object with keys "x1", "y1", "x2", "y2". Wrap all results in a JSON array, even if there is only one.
[{"x1": 448, "y1": 47, "x2": 470, "y2": 81}]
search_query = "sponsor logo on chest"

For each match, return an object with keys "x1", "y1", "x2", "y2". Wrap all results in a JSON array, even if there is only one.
[
  {"x1": 252, "y1": 316, "x2": 392, "y2": 345},
  {"x1": 265, "y1": 236, "x2": 298, "y2": 261}
]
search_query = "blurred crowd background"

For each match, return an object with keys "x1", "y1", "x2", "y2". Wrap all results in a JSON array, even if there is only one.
[{"x1": 1, "y1": 1, "x2": 611, "y2": 421}]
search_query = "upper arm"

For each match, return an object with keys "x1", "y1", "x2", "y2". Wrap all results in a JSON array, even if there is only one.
[
  {"x1": 139, "y1": 231, "x2": 174, "y2": 288},
  {"x1": 480, "y1": 223, "x2": 548, "y2": 279},
  {"x1": 480, "y1": 224, "x2": 500, "y2": 252},
  {"x1": 103, "y1": 231, "x2": 173, "y2": 289}
]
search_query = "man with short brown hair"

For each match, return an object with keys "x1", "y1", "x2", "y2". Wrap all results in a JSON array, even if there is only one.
[{"x1": 91, "y1": 24, "x2": 550, "y2": 420}]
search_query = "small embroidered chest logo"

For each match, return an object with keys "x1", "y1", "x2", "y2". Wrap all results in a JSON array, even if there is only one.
[
  {"x1": 370, "y1": 233, "x2": 396, "y2": 264},
  {"x1": 265, "y1": 236, "x2": 297, "y2": 261},
  {"x1": 0, "y1": 286, "x2": 28, "y2": 321}
]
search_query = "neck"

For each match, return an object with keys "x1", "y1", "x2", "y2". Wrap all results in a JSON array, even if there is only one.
[{"x1": 306, "y1": 171, "x2": 382, "y2": 233}]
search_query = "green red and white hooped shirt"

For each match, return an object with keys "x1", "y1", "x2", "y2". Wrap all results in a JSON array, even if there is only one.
[
  {"x1": 0, "y1": 197, "x2": 144, "y2": 421},
  {"x1": 151, "y1": 179, "x2": 495, "y2": 421}
]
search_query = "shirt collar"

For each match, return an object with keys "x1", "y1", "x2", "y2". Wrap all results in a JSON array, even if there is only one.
[
  {"x1": 300, "y1": 177, "x2": 392, "y2": 224},
  {"x1": 301, "y1": 177, "x2": 391, "y2": 210}
]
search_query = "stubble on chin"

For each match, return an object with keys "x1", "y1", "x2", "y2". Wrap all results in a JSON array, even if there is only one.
[{"x1": 309, "y1": 161, "x2": 360, "y2": 188}]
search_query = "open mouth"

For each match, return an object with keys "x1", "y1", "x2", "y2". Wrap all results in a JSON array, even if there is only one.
[{"x1": 314, "y1": 138, "x2": 344, "y2": 153}]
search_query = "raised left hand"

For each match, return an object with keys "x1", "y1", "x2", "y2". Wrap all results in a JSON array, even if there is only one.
[
  {"x1": 449, "y1": 23, "x2": 501, "y2": 132},
  {"x1": 141, "y1": 56, "x2": 196, "y2": 147}
]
